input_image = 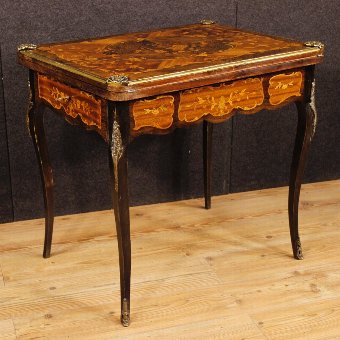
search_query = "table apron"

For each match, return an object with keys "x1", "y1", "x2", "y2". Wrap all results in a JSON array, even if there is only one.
[
  {"x1": 130, "y1": 69, "x2": 305, "y2": 136},
  {"x1": 36, "y1": 73, "x2": 108, "y2": 140},
  {"x1": 35, "y1": 69, "x2": 305, "y2": 140}
]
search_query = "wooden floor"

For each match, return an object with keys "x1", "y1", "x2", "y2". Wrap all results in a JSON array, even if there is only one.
[{"x1": 1, "y1": 180, "x2": 340, "y2": 339}]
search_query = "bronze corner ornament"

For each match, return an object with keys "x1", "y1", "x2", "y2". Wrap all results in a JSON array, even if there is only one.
[
  {"x1": 304, "y1": 41, "x2": 324, "y2": 49},
  {"x1": 304, "y1": 41, "x2": 324, "y2": 57},
  {"x1": 200, "y1": 19, "x2": 216, "y2": 25},
  {"x1": 106, "y1": 75, "x2": 129, "y2": 86},
  {"x1": 17, "y1": 44, "x2": 37, "y2": 51}
]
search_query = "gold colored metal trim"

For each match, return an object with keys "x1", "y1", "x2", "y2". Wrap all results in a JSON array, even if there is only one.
[
  {"x1": 310, "y1": 78, "x2": 317, "y2": 141},
  {"x1": 129, "y1": 48, "x2": 323, "y2": 85},
  {"x1": 296, "y1": 238, "x2": 303, "y2": 260},
  {"x1": 200, "y1": 19, "x2": 216, "y2": 25},
  {"x1": 111, "y1": 108, "x2": 124, "y2": 191},
  {"x1": 304, "y1": 41, "x2": 324, "y2": 57},
  {"x1": 106, "y1": 75, "x2": 129, "y2": 86},
  {"x1": 18, "y1": 44, "x2": 37, "y2": 51},
  {"x1": 21, "y1": 47, "x2": 322, "y2": 89},
  {"x1": 121, "y1": 298, "x2": 130, "y2": 327},
  {"x1": 304, "y1": 41, "x2": 324, "y2": 49},
  {"x1": 26, "y1": 79, "x2": 34, "y2": 133},
  {"x1": 19, "y1": 50, "x2": 107, "y2": 85}
]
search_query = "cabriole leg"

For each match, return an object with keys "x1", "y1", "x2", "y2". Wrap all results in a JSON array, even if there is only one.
[
  {"x1": 27, "y1": 71, "x2": 54, "y2": 258},
  {"x1": 289, "y1": 66, "x2": 317, "y2": 260},
  {"x1": 203, "y1": 120, "x2": 213, "y2": 209},
  {"x1": 108, "y1": 104, "x2": 131, "y2": 326}
]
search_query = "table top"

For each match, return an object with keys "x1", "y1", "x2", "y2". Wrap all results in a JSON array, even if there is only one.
[{"x1": 18, "y1": 22, "x2": 324, "y2": 101}]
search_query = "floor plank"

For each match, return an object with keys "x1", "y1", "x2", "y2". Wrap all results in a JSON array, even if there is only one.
[
  {"x1": 0, "y1": 263, "x2": 4, "y2": 288},
  {"x1": 0, "y1": 180, "x2": 340, "y2": 339},
  {"x1": 0, "y1": 319, "x2": 16, "y2": 339}
]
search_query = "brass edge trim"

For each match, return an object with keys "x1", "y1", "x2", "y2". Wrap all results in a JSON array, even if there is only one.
[
  {"x1": 21, "y1": 47, "x2": 322, "y2": 88},
  {"x1": 19, "y1": 50, "x2": 107, "y2": 85},
  {"x1": 130, "y1": 48, "x2": 323, "y2": 85}
]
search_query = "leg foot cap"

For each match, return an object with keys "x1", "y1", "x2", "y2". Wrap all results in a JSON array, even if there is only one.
[{"x1": 121, "y1": 313, "x2": 130, "y2": 327}]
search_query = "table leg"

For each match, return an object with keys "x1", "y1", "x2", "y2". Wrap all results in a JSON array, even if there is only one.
[
  {"x1": 27, "y1": 74, "x2": 54, "y2": 259},
  {"x1": 203, "y1": 121, "x2": 213, "y2": 209},
  {"x1": 289, "y1": 67, "x2": 317, "y2": 260},
  {"x1": 108, "y1": 111, "x2": 131, "y2": 327}
]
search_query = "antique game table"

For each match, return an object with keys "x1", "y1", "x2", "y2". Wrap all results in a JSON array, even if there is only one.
[{"x1": 18, "y1": 21, "x2": 324, "y2": 326}]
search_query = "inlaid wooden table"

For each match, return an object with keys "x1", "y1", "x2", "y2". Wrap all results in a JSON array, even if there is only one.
[{"x1": 18, "y1": 21, "x2": 324, "y2": 326}]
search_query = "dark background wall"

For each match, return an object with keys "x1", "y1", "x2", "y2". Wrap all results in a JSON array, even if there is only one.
[{"x1": 0, "y1": 0, "x2": 339, "y2": 223}]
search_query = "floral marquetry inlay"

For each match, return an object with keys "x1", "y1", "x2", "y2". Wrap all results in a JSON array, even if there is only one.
[
  {"x1": 132, "y1": 95, "x2": 175, "y2": 130},
  {"x1": 268, "y1": 72, "x2": 303, "y2": 105},
  {"x1": 36, "y1": 24, "x2": 303, "y2": 83},
  {"x1": 178, "y1": 78, "x2": 264, "y2": 122},
  {"x1": 38, "y1": 75, "x2": 102, "y2": 129}
]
